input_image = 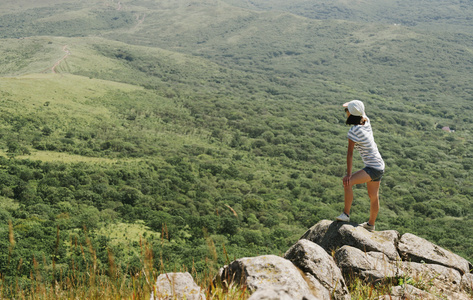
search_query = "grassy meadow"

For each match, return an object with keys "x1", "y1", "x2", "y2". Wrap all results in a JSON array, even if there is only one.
[{"x1": 1, "y1": 0, "x2": 473, "y2": 298}]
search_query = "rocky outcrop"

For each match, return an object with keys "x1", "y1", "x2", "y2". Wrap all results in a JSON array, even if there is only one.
[
  {"x1": 301, "y1": 220, "x2": 400, "y2": 261},
  {"x1": 157, "y1": 220, "x2": 473, "y2": 300}
]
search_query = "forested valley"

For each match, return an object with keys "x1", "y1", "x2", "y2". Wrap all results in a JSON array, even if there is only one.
[{"x1": 1, "y1": 0, "x2": 473, "y2": 297}]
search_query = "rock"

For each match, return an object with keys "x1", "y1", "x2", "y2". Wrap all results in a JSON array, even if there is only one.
[
  {"x1": 335, "y1": 245, "x2": 402, "y2": 284},
  {"x1": 285, "y1": 239, "x2": 350, "y2": 300},
  {"x1": 304, "y1": 275, "x2": 331, "y2": 300},
  {"x1": 216, "y1": 255, "x2": 320, "y2": 300},
  {"x1": 461, "y1": 273, "x2": 473, "y2": 292},
  {"x1": 398, "y1": 233, "x2": 472, "y2": 275},
  {"x1": 445, "y1": 292, "x2": 473, "y2": 300},
  {"x1": 211, "y1": 220, "x2": 473, "y2": 300},
  {"x1": 300, "y1": 220, "x2": 400, "y2": 261},
  {"x1": 401, "y1": 261, "x2": 462, "y2": 294},
  {"x1": 248, "y1": 288, "x2": 294, "y2": 300},
  {"x1": 383, "y1": 284, "x2": 441, "y2": 300},
  {"x1": 151, "y1": 272, "x2": 205, "y2": 300}
]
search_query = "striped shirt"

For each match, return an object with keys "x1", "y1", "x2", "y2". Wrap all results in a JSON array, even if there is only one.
[{"x1": 347, "y1": 117, "x2": 385, "y2": 170}]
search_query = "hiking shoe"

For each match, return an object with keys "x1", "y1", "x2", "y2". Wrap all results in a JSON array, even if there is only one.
[
  {"x1": 360, "y1": 222, "x2": 375, "y2": 232},
  {"x1": 335, "y1": 212, "x2": 350, "y2": 222}
]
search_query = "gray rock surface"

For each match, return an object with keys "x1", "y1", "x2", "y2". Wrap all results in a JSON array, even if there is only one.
[
  {"x1": 213, "y1": 220, "x2": 473, "y2": 300},
  {"x1": 461, "y1": 273, "x2": 473, "y2": 293},
  {"x1": 401, "y1": 261, "x2": 462, "y2": 294},
  {"x1": 304, "y1": 275, "x2": 331, "y2": 300},
  {"x1": 151, "y1": 272, "x2": 205, "y2": 300},
  {"x1": 285, "y1": 239, "x2": 350, "y2": 300},
  {"x1": 383, "y1": 284, "x2": 441, "y2": 300},
  {"x1": 300, "y1": 220, "x2": 400, "y2": 261},
  {"x1": 247, "y1": 288, "x2": 295, "y2": 300},
  {"x1": 398, "y1": 233, "x2": 472, "y2": 275},
  {"x1": 335, "y1": 245, "x2": 402, "y2": 284},
  {"x1": 216, "y1": 255, "x2": 320, "y2": 300}
]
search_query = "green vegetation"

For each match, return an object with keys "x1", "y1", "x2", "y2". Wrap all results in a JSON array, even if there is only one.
[
  {"x1": 1, "y1": 0, "x2": 473, "y2": 298},
  {"x1": 222, "y1": 0, "x2": 473, "y2": 33}
]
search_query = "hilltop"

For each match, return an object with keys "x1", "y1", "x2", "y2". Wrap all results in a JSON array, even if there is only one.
[{"x1": 1, "y1": 0, "x2": 473, "y2": 298}]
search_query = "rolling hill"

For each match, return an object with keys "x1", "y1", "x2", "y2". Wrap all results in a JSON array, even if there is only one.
[{"x1": 1, "y1": 0, "x2": 473, "y2": 296}]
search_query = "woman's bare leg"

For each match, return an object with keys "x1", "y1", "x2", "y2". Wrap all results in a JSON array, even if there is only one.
[
  {"x1": 367, "y1": 180, "x2": 381, "y2": 225},
  {"x1": 343, "y1": 169, "x2": 372, "y2": 215}
]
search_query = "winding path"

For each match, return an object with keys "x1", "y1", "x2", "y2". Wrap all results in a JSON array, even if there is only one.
[{"x1": 51, "y1": 45, "x2": 71, "y2": 74}]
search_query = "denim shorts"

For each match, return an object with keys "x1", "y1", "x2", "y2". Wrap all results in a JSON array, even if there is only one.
[{"x1": 363, "y1": 166, "x2": 384, "y2": 182}]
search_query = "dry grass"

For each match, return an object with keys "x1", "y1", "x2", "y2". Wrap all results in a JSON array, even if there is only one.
[
  {"x1": 0, "y1": 223, "x2": 455, "y2": 300},
  {"x1": 0, "y1": 224, "x2": 250, "y2": 300}
]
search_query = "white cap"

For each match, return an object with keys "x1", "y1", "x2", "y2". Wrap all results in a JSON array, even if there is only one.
[{"x1": 343, "y1": 100, "x2": 366, "y2": 117}]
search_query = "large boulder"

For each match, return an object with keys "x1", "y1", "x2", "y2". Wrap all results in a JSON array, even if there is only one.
[
  {"x1": 285, "y1": 239, "x2": 350, "y2": 300},
  {"x1": 301, "y1": 220, "x2": 400, "y2": 261},
  {"x1": 215, "y1": 255, "x2": 321, "y2": 300},
  {"x1": 151, "y1": 272, "x2": 205, "y2": 300},
  {"x1": 335, "y1": 245, "x2": 403, "y2": 284},
  {"x1": 400, "y1": 261, "x2": 462, "y2": 294},
  {"x1": 398, "y1": 233, "x2": 472, "y2": 275}
]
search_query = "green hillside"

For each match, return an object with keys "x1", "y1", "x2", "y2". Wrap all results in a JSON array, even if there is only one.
[
  {"x1": 1, "y1": 0, "x2": 473, "y2": 297},
  {"x1": 222, "y1": 0, "x2": 473, "y2": 32}
]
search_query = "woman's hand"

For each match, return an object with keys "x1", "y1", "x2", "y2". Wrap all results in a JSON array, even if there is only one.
[{"x1": 343, "y1": 175, "x2": 351, "y2": 187}]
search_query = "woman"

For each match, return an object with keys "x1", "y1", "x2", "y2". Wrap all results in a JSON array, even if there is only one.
[{"x1": 335, "y1": 100, "x2": 385, "y2": 232}]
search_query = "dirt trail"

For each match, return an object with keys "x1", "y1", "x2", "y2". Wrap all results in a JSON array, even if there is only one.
[
  {"x1": 50, "y1": 45, "x2": 71, "y2": 74},
  {"x1": 135, "y1": 13, "x2": 146, "y2": 27}
]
